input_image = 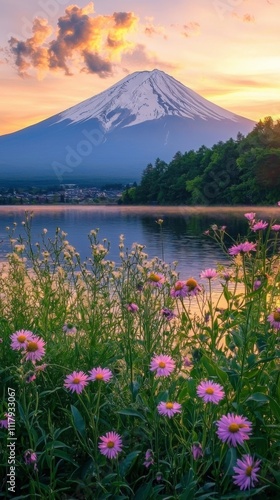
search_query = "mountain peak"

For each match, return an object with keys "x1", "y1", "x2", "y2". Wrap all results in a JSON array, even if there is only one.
[{"x1": 55, "y1": 70, "x2": 242, "y2": 131}]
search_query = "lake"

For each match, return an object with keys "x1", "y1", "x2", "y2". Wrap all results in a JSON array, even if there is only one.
[{"x1": 0, "y1": 205, "x2": 279, "y2": 283}]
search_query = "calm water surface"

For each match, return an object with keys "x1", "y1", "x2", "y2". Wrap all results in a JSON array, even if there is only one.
[{"x1": 0, "y1": 206, "x2": 279, "y2": 281}]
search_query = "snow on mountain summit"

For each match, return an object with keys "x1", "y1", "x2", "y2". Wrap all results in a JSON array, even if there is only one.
[{"x1": 56, "y1": 69, "x2": 239, "y2": 131}]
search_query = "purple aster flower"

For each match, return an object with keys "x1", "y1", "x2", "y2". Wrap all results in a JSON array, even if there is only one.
[
  {"x1": 150, "y1": 354, "x2": 175, "y2": 377},
  {"x1": 88, "y1": 367, "x2": 113, "y2": 382},
  {"x1": 191, "y1": 443, "x2": 203, "y2": 460},
  {"x1": 233, "y1": 455, "x2": 261, "y2": 490},
  {"x1": 125, "y1": 302, "x2": 139, "y2": 313},
  {"x1": 228, "y1": 242, "x2": 257, "y2": 256},
  {"x1": 216, "y1": 413, "x2": 252, "y2": 447},
  {"x1": 200, "y1": 268, "x2": 218, "y2": 280},
  {"x1": 267, "y1": 308, "x2": 280, "y2": 329},
  {"x1": 157, "y1": 401, "x2": 182, "y2": 418},
  {"x1": 98, "y1": 431, "x2": 123, "y2": 459},
  {"x1": 253, "y1": 279, "x2": 262, "y2": 291},
  {"x1": 24, "y1": 450, "x2": 38, "y2": 470},
  {"x1": 197, "y1": 380, "x2": 225, "y2": 404},
  {"x1": 183, "y1": 356, "x2": 192, "y2": 367},
  {"x1": 0, "y1": 414, "x2": 8, "y2": 429},
  {"x1": 62, "y1": 323, "x2": 77, "y2": 336},
  {"x1": 170, "y1": 280, "x2": 188, "y2": 298},
  {"x1": 252, "y1": 220, "x2": 268, "y2": 232},
  {"x1": 271, "y1": 224, "x2": 280, "y2": 231},
  {"x1": 143, "y1": 449, "x2": 154, "y2": 468},
  {"x1": 221, "y1": 269, "x2": 233, "y2": 281},
  {"x1": 64, "y1": 371, "x2": 89, "y2": 394},
  {"x1": 161, "y1": 308, "x2": 176, "y2": 320}
]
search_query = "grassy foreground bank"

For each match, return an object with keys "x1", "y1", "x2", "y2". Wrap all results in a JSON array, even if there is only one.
[{"x1": 0, "y1": 212, "x2": 280, "y2": 499}]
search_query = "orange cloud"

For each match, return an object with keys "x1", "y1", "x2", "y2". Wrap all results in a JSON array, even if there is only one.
[
  {"x1": 7, "y1": 3, "x2": 139, "y2": 78},
  {"x1": 182, "y1": 22, "x2": 200, "y2": 37}
]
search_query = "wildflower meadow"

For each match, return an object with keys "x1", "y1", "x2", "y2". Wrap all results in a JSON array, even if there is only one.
[{"x1": 0, "y1": 211, "x2": 280, "y2": 499}]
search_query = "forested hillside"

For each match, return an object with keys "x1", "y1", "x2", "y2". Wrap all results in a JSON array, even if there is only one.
[{"x1": 121, "y1": 117, "x2": 280, "y2": 205}]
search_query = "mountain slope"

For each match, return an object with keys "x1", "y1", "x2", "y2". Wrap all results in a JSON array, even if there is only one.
[{"x1": 0, "y1": 70, "x2": 255, "y2": 185}]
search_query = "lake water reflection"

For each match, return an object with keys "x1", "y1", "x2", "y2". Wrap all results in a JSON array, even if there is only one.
[{"x1": 0, "y1": 206, "x2": 279, "y2": 283}]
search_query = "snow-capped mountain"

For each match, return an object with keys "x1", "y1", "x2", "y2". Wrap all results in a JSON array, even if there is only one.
[
  {"x1": 0, "y1": 69, "x2": 255, "y2": 185},
  {"x1": 56, "y1": 69, "x2": 239, "y2": 130}
]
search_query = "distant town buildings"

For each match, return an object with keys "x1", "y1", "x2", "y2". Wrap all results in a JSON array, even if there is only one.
[{"x1": 0, "y1": 185, "x2": 124, "y2": 205}]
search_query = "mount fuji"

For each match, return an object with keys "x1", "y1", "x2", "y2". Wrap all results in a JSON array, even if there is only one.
[{"x1": 0, "y1": 69, "x2": 255, "y2": 185}]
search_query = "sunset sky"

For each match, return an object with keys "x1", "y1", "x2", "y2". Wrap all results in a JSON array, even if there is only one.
[{"x1": 0, "y1": 0, "x2": 279, "y2": 135}]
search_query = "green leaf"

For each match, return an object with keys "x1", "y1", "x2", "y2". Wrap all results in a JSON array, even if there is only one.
[
  {"x1": 223, "y1": 447, "x2": 237, "y2": 477},
  {"x1": 119, "y1": 451, "x2": 140, "y2": 477},
  {"x1": 117, "y1": 408, "x2": 146, "y2": 421},
  {"x1": 201, "y1": 356, "x2": 228, "y2": 384},
  {"x1": 71, "y1": 405, "x2": 86, "y2": 438},
  {"x1": 246, "y1": 393, "x2": 269, "y2": 403},
  {"x1": 51, "y1": 449, "x2": 78, "y2": 466}
]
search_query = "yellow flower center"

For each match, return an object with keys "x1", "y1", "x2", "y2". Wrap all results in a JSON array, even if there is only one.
[
  {"x1": 205, "y1": 387, "x2": 214, "y2": 395},
  {"x1": 245, "y1": 466, "x2": 253, "y2": 477},
  {"x1": 26, "y1": 341, "x2": 38, "y2": 352},
  {"x1": 175, "y1": 282, "x2": 184, "y2": 290},
  {"x1": 72, "y1": 377, "x2": 81, "y2": 384},
  {"x1": 95, "y1": 373, "x2": 104, "y2": 380},
  {"x1": 158, "y1": 361, "x2": 166, "y2": 368},
  {"x1": 149, "y1": 273, "x2": 160, "y2": 282},
  {"x1": 273, "y1": 311, "x2": 280, "y2": 321},
  {"x1": 17, "y1": 335, "x2": 27, "y2": 343},
  {"x1": 107, "y1": 441, "x2": 115, "y2": 448},
  {"x1": 228, "y1": 423, "x2": 240, "y2": 433},
  {"x1": 166, "y1": 402, "x2": 174, "y2": 409},
  {"x1": 186, "y1": 278, "x2": 197, "y2": 290}
]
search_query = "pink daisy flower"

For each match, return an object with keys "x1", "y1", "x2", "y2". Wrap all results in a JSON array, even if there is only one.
[
  {"x1": 228, "y1": 242, "x2": 257, "y2": 256},
  {"x1": 200, "y1": 268, "x2": 218, "y2": 280},
  {"x1": 216, "y1": 413, "x2": 252, "y2": 447},
  {"x1": 252, "y1": 220, "x2": 268, "y2": 232},
  {"x1": 88, "y1": 367, "x2": 113, "y2": 382},
  {"x1": 157, "y1": 401, "x2": 182, "y2": 418},
  {"x1": 233, "y1": 455, "x2": 261, "y2": 490},
  {"x1": 98, "y1": 431, "x2": 123, "y2": 459},
  {"x1": 185, "y1": 278, "x2": 201, "y2": 296},
  {"x1": 244, "y1": 212, "x2": 256, "y2": 222},
  {"x1": 24, "y1": 336, "x2": 46, "y2": 362},
  {"x1": 125, "y1": 303, "x2": 139, "y2": 313},
  {"x1": 267, "y1": 308, "x2": 280, "y2": 329},
  {"x1": 147, "y1": 272, "x2": 165, "y2": 287},
  {"x1": 150, "y1": 354, "x2": 175, "y2": 377},
  {"x1": 278, "y1": 201, "x2": 280, "y2": 206},
  {"x1": 197, "y1": 380, "x2": 225, "y2": 404},
  {"x1": 271, "y1": 224, "x2": 280, "y2": 231},
  {"x1": 143, "y1": 449, "x2": 154, "y2": 468},
  {"x1": 10, "y1": 330, "x2": 34, "y2": 350},
  {"x1": 64, "y1": 371, "x2": 89, "y2": 394},
  {"x1": 170, "y1": 280, "x2": 188, "y2": 298},
  {"x1": 191, "y1": 443, "x2": 203, "y2": 460}
]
